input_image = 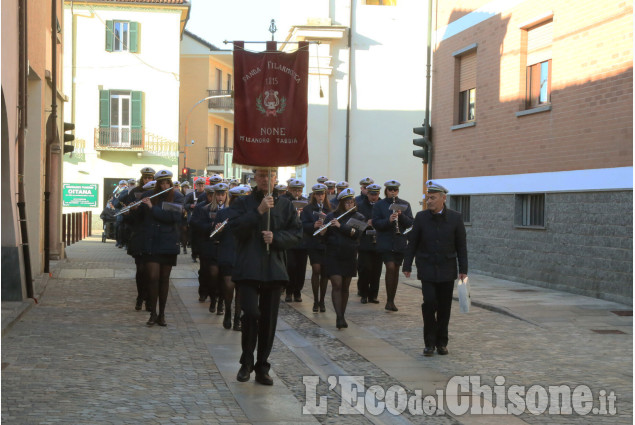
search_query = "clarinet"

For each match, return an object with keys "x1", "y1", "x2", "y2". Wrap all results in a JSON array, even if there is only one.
[{"x1": 392, "y1": 196, "x2": 401, "y2": 235}]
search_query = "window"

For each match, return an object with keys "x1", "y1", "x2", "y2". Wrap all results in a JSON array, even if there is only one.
[
  {"x1": 450, "y1": 196, "x2": 471, "y2": 224},
  {"x1": 515, "y1": 194, "x2": 545, "y2": 227},
  {"x1": 216, "y1": 69, "x2": 223, "y2": 91},
  {"x1": 458, "y1": 52, "x2": 476, "y2": 123},
  {"x1": 105, "y1": 21, "x2": 139, "y2": 53},
  {"x1": 99, "y1": 90, "x2": 142, "y2": 147},
  {"x1": 525, "y1": 20, "x2": 552, "y2": 108}
]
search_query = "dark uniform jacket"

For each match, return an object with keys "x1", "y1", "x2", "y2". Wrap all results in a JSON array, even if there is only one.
[
  {"x1": 356, "y1": 196, "x2": 379, "y2": 252},
  {"x1": 229, "y1": 190, "x2": 302, "y2": 282},
  {"x1": 213, "y1": 207, "x2": 239, "y2": 267},
  {"x1": 183, "y1": 190, "x2": 206, "y2": 223},
  {"x1": 324, "y1": 210, "x2": 365, "y2": 257},
  {"x1": 189, "y1": 201, "x2": 223, "y2": 259},
  {"x1": 372, "y1": 196, "x2": 414, "y2": 253},
  {"x1": 133, "y1": 190, "x2": 184, "y2": 255},
  {"x1": 282, "y1": 193, "x2": 308, "y2": 250},
  {"x1": 300, "y1": 203, "x2": 329, "y2": 251},
  {"x1": 403, "y1": 207, "x2": 468, "y2": 282}
]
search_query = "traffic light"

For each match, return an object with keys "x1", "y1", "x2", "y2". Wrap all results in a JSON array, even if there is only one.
[
  {"x1": 181, "y1": 167, "x2": 190, "y2": 181},
  {"x1": 63, "y1": 122, "x2": 75, "y2": 154},
  {"x1": 413, "y1": 125, "x2": 431, "y2": 164}
]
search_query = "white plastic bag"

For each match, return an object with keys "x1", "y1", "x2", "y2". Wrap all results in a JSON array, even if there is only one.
[{"x1": 457, "y1": 277, "x2": 470, "y2": 313}]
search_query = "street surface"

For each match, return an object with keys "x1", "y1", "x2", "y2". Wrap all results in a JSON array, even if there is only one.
[{"x1": 2, "y1": 236, "x2": 632, "y2": 424}]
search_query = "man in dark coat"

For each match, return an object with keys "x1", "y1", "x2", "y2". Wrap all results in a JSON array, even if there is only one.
[
  {"x1": 229, "y1": 168, "x2": 302, "y2": 385},
  {"x1": 403, "y1": 181, "x2": 467, "y2": 357}
]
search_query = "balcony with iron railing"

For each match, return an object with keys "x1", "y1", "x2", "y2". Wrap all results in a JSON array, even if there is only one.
[
  {"x1": 207, "y1": 90, "x2": 234, "y2": 110},
  {"x1": 94, "y1": 128, "x2": 178, "y2": 158},
  {"x1": 207, "y1": 146, "x2": 233, "y2": 166}
]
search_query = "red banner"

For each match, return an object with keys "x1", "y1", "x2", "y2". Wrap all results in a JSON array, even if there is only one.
[{"x1": 233, "y1": 41, "x2": 309, "y2": 167}]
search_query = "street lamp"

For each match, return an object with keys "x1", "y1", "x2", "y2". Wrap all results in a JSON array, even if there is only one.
[{"x1": 183, "y1": 94, "x2": 232, "y2": 169}]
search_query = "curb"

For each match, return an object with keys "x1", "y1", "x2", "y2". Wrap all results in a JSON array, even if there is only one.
[{"x1": 2, "y1": 267, "x2": 54, "y2": 337}]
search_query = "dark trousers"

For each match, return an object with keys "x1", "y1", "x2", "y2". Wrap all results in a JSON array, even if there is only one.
[
  {"x1": 421, "y1": 280, "x2": 454, "y2": 348},
  {"x1": 238, "y1": 280, "x2": 283, "y2": 373},
  {"x1": 286, "y1": 249, "x2": 308, "y2": 297},
  {"x1": 358, "y1": 250, "x2": 382, "y2": 299}
]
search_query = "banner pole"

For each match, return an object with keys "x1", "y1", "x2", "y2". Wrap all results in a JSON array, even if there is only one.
[{"x1": 266, "y1": 167, "x2": 272, "y2": 253}]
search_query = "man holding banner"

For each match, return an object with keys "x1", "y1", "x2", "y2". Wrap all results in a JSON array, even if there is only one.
[{"x1": 229, "y1": 40, "x2": 309, "y2": 385}]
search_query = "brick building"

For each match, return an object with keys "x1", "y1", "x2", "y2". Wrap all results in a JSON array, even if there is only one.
[{"x1": 430, "y1": 0, "x2": 632, "y2": 303}]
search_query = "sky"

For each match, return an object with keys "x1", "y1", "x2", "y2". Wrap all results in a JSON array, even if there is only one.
[{"x1": 186, "y1": 0, "x2": 291, "y2": 50}]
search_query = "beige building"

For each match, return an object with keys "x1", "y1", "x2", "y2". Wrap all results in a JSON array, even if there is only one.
[
  {"x1": 63, "y1": 0, "x2": 189, "y2": 230},
  {"x1": 429, "y1": 0, "x2": 632, "y2": 302},
  {"x1": 2, "y1": 0, "x2": 67, "y2": 301},
  {"x1": 179, "y1": 31, "x2": 238, "y2": 181}
]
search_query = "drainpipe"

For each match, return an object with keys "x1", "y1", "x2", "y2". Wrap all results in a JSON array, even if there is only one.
[
  {"x1": 44, "y1": 0, "x2": 59, "y2": 273},
  {"x1": 344, "y1": 0, "x2": 354, "y2": 181},
  {"x1": 17, "y1": 0, "x2": 34, "y2": 298},
  {"x1": 424, "y1": 0, "x2": 433, "y2": 181}
]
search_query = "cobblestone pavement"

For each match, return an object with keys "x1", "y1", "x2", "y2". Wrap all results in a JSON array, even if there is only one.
[{"x1": 2, "y1": 236, "x2": 632, "y2": 424}]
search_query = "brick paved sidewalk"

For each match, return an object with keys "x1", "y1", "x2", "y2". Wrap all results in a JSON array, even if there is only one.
[{"x1": 2, "y1": 236, "x2": 632, "y2": 424}]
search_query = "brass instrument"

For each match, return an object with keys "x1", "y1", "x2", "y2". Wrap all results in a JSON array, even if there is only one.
[
  {"x1": 114, "y1": 187, "x2": 173, "y2": 216},
  {"x1": 313, "y1": 206, "x2": 357, "y2": 236},
  {"x1": 209, "y1": 218, "x2": 229, "y2": 238}
]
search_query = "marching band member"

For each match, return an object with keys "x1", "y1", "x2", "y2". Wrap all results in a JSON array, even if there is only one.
[
  {"x1": 283, "y1": 179, "x2": 308, "y2": 302},
  {"x1": 184, "y1": 177, "x2": 207, "y2": 263},
  {"x1": 122, "y1": 167, "x2": 155, "y2": 311},
  {"x1": 230, "y1": 168, "x2": 302, "y2": 386},
  {"x1": 321, "y1": 188, "x2": 365, "y2": 329},
  {"x1": 212, "y1": 185, "x2": 249, "y2": 330},
  {"x1": 324, "y1": 180, "x2": 337, "y2": 198},
  {"x1": 356, "y1": 183, "x2": 382, "y2": 304},
  {"x1": 300, "y1": 183, "x2": 331, "y2": 312},
  {"x1": 178, "y1": 181, "x2": 191, "y2": 254},
  {"x1": 355, "y1": 177, "x2": 374, "y2": 297},
  {"x1": 316, "y1": 175, "x2": 328, "y2": 184},
  {"x1": 112, "y1": 179, "x2": 129, "y2": 248},
  {"x1": 136, "y1": 170, "x2": 184, "y2": 327},
  {"x1": 371, "y1": 180, "x2": 414, "y2": 312}
]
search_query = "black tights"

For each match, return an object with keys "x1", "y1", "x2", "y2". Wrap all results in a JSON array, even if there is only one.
[
  {"x1": 145, "y1": 262, "x2": 172, "y2": 316},
  {"x1": 330, "y1": 275, "x2": 352, "y2": 318},
  {"x1": 200, "y1": 257, "x2": 220, "y2": 301},
  {"x1": 384, "y1": 261, "x2": 400, "y2": 303},
  {"x1": 311, "y1": 263, "x2": 328, "y2": 304},
  {"x1": 135, "y1": 262, "x2": 147, "y2": 302},
  {"x1": 222, "y1": 275, "x2": 240, "y2": 314}
]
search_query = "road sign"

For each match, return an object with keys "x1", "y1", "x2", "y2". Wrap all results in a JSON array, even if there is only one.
[{"x1": 63, "y1": 183, "x2": 99, "y2": 207}]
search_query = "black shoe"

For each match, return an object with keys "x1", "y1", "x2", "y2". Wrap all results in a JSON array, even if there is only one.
[
  {"x1": 423, "y1": 347, "x2": 435, "y2": 357},
  {"x1": 135, "y1": 298, "x2": 143, "y2": 311},
  {"x1": 146, "y1": 312, "x2": 157, "y2": 326},
  {"x1": 209, "y1": 297, "x2": 216, "y2": 313},
  {"x1": 385, "y1": 302, "x2": 398, "y2": 312},
  {"x1": 336, "y1": 316, "x2": 344, "y2": 329},
  {"x1": 237, "y1": 364, "x2": 252, "y2": 382},
  {"x1": 369, "y1": 298, "x2": 380, "y2": 304},
  {"x1": 233, "y1": 315, "x2": 241, "y2": 331},
  {"x1": 223, "y1": 310, "x2": 232, "y2": 329},
  {"x1": 437, "y1": 346, "x2": 449, "y2": 355},
  {"x1": 361, "y1": 297, "x2": 368, "y2": 304},
  {"x1": 294, "y1": 295, "x2": 302, "y2": 302},
  {"x1": 156, "y1": 314, "x2": 167, "y2": 327},
  {"x1": 312, "y1": 302, "x2": 319, "y2": 312},
  {"x1": 217, "y1": 303, "x2": 224, "y2": 316},
  {"x1": 319, "y1": 302, "x2": 326, "y2": 313},
  {"x1": 285, "y1": 295, "x2": 293, "y2": 302},
  {"x1": 255, "y1": 371, "x2": 274, "y2": 386},
  {"x1": 145, "y1": 301, "x2": 152, "y2": 312}
]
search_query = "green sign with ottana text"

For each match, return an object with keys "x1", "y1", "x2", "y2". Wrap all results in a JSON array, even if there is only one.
[{"x1": 63, "y1": 183, "x2": 98, "y2": 207}]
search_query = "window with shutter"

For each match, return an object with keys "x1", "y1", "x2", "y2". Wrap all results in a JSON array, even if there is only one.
[
  {"x1": 458, "y1": 52, "x2": 476, "y2": 123},
  {"x1": 525, "y1": 20, "x2": 552, "y2": 108},
  {"x1": 129, "y1": 22, "x2": 139, "y2": 53},
  {"x1": 131, "y1": 91, "x2": 142, "y2": 147},
  {"x1": 105, "y1": 21, "x2": 114, "y2": 52},
  {"x1": 99, "y1": 90, "x2": 110, "y2": 145}
]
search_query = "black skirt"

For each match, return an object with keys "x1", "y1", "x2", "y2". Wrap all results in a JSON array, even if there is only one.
[
  {"x1": 308, "y1": 248, "x2": 326, "y2": 265},
  {"x1": 325, "y1": 250, "x2": 358, "y2": 278},
  {"x1": 140, "y1": 253, "x2": 177, "y2": 267}
]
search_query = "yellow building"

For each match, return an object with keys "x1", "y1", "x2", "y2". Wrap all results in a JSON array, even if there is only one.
[{"x1": 179, "y1": 31, "x2": 238, "y2": 181}]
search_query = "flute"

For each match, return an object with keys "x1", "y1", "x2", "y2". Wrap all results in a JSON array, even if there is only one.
[
  {"x1": 209, "y1": 218, "x2": 229, "y2": 238},
  {"x1": 313, "y1": 206, "x2": 357, "y2": 236},
  {"x1": 114, "y1": 187, "x2": 173, "y2": 216}
]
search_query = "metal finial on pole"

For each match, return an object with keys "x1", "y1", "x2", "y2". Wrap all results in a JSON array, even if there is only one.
[{"x1": 269, "y1": 19, "x2": 277, "y2": 41}]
